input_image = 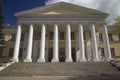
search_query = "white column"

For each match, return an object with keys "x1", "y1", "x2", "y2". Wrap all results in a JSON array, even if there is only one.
[
  {"x1": 91, "y1": 25, "x2": 100, "y2": 61},
  {"x1": 65, "y1": 24, "x2": 73, "y2": 62},
  {"x1": 12, "y1": 25, "x2": 21, "y2": 62},
  {"x1": 37, "y1": 24, "x2": 46, "y2": 62},
  {"x1": 79, "y1": 25, "x2": 86, "y2": 62},
  {"x1": 103, "y1": 25, "x2": 112, "y2": 61},
  {"x1": 24, "y1": 25, "x2": 33, "y2": 62},
  {"x1": 52, "y1": 24, "x2": 59, "y2": 62}
]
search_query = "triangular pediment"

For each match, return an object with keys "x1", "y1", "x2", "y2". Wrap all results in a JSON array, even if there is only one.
[
  {"x1": 15, "y1": 2, "x2": 108, "y2": 16},
  {"x1": 37, "y1": 6, "x2": 90, "y2": 15}
]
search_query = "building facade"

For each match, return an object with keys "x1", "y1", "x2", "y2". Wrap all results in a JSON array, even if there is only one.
[{"x1": 2, "y1": 2, "x2": 120, "y2": 62}]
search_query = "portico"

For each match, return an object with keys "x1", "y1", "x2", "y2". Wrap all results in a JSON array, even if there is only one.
[{"x1": 11, "y1": 2, "x2": 112, "y2": 62}]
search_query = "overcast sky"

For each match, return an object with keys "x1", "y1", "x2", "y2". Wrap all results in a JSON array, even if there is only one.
[{"x1": 45, "y1": 0, "x2": 120, "y2": 25}]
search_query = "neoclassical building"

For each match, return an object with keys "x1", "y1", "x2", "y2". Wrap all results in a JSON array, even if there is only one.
[{"x1": 2, "y1": 2, "x2": 120, "y2": 62}]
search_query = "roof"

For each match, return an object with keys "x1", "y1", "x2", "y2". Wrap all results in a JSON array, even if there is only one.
[{"x1": 15, "y1": 2, "x2": 109, "y2": 17}]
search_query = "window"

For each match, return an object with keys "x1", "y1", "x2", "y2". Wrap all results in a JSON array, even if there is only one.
[
  {"x1": 39, "y1": 32, "x2": 41, "y2": 40},
  {"x1": 37, "y1": 48, "x2": 40, "y2": 59},
  {"x1": 59, "y1": 47, "x2": 65, "y2": 62},
  {"x1": 11, "y1": 33, "x2": 16, "y2": 41},
  {"x1": 0, "y1": 33, "x2": 2, "y2": 39},
  {"x1": 110, "y1": 48, "x2": 115, "y2": 58},
  {"x1": 9, "y1": 48, "x2": 13, "y2": 57},
  {"x1": 21, "y1": 33, "x2": 24, "y2": 41},
  {"x1": 108, "y1": 33, "x2": 113, "y2": 41},
  {"x1": 0, "y1": 33, "x2": 4, "y2": 44},
  {"x1": 71, "y1": 32, "x2": 75, "y2": 40},
  {"x1": 49, "y1": 47, "x2": 53, "y2": 62},
  {"x1": 118, "y1": 34, "x2": 120, "y2": 41},
  {"x1": 59, "y1": 48, "x2": 65, "y2": 58},
  {"x1": 72, "y1": 47, "x2": 76, "y2": 62},
  {"x1": 60, "y1": 32, "x2": 64, "y2": 40},
  {"x1": 72, "y1": 48, "x2": 76, "y2": 54},
  {"x1": 34, "y1": 32, "x2": 41, "y2": 40},
  {"x1": 0, "y1": 47, "x2": 2, "y2": 57},
  {"x1": 101, "y1": 48, "x2": 105, "y2": 57},
  {"x1": 99, "y1": 33, "x2": 103, "y2": 41},
  {"x1": 19, "y1": 48, "x2": 23, "y2": 57},
  {"x1": 49, "y1": 32, "x2": 54, "y2": 40}
]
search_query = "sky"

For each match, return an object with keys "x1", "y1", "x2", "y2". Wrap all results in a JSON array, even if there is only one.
[{"x1": 1, "y1": 0, "x2": 120, "y2": 25}]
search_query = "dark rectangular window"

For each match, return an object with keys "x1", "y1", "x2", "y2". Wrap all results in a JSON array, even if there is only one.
[
  {"x1": 34, "y1": 32, "x2": 41, "y2": 40},
  {"x1": 21, "y1": 33, "x2": 24, "y2": 41},
  {"x1": 99, "y1": 33, "x2": 103, "y2": 41},
  {"x1": 71, "y1": 32, "x2": 75, "y2": 40},
  {"x1": 59, "y1": 48, "x2": 65, "y2": 58},
  {"x1": 39, "y1": 32, "x2": 41, "y2": 40},
  {"x1": 49, "y1": 32, "x2": 54, "y2": 40},
  {"x1": 0, "y1": 47, "x2": 2, "y2": 57},
  {"x1": 49, "y1": 47, "x2": 53, "y2": 62},
  {"x1": 0, "y1": 33, "x2": 2, "y2": 39},
  {"x1": 108, "y1": 33, "x2": 113, "y2": 41},
  {"x1": 110, "y1": 48, "x2": 115, "y2": 58},
  {"x1": 9, "y1": 48, "x2": 13, "y2": 57},
  {"x1": 11, "y1": 33, "x2": 16, "y2": 41},
  {"x1": 101, "y1": 48, "x2": 105, "y2": 57},
  {"x1": 60, "y1": 32, "x2": 64, "y2": 40},
  {"x1": 118, "y1": 34, "x2": 120, "y2": 41},
  {"x1": 19, "y1": 48, "x2": 23, "y2": 57}
]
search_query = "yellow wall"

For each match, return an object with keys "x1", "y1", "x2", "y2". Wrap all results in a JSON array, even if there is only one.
[{"x1": 2, "y1": 29, "x2": 120, "y2": 61}]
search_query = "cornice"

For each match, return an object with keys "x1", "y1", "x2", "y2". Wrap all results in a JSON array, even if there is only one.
[{"x1": 16, "y1": 14, "x2": 108, "y2": 19}]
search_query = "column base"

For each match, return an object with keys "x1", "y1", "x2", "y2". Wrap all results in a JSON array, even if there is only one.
[
  {"x1": 37, "y1": 58, "x2": 45, "y2": 62},
  {"x1": 11, "y1": 58, "x2": 19, "y2": 62},
  {"x1": 65, "y1": 58, "x2": 73, "y2": 62},
  {"x1": 106, "y1": 58, "x2": 113, "y2": 61},
  {"x1": 52, "y1": 58, "x2": 59, "y2": 62},
  {"x1": 79, "y1": 58, "x2": 86, "y2": 62},
  {"x1": 93, "y1": 58, "x2": 101, "y2": 62},
  {"x1": 24, "y1": 59, "x2": 32, "y2": 62}
]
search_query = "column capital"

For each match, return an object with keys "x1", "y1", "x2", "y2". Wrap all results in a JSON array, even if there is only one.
[
  {"x1": 67, "y1": 24, "x2": 71, "y2": 26},
  {"x1": 54, "y1": 24, "x2": 58, "y2": 26},
  {"x1": 29, "y1": 23, "x2": 35, "y2": 26}
]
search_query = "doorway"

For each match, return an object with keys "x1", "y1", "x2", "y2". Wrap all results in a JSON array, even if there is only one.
[{"x1": 59, "y1": 47, "x2": 65, "y2": 62}]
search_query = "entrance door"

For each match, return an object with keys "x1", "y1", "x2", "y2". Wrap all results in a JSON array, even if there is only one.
[
  {"x1": 59, "y1": 48, "x2": 65, "y2": 62},
  {"x1": 72, "y1": 47, "x2": 76, "y2": 62},
  {"x1": 48, "y1": 47, "x2": 53, "y2": 62}
]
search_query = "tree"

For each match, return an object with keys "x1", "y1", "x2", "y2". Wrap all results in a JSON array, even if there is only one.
[
  {"x1": 113, "y1": 16, "x2": 120, "y2": 31},
  {"x1": 0, "y1": 0, "x2": 4, "y2": 57}
]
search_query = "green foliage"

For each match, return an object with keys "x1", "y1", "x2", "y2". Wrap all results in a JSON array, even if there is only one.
[
  {"x1": 0, "y1": 0, "x2": 4, "y2": 56},
  {"x1": 0, "y1": 0, "x2": 3, "y2": 32},
  {"x1": 113, "y1": 16, "x2": 120, "y2": 30}
]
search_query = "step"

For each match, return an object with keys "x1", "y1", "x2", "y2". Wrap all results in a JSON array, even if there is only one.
[{"x1": 0, "y1": 62, "x2": 119, "y2": 77}]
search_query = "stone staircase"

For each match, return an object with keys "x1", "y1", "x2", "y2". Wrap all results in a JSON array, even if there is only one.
[{"x1": 0, "y1": 62, "x2": 120, "y2": 80}]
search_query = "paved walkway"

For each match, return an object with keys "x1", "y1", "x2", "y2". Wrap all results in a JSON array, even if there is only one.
[{"x1": 0, "y1": 76, "x2": 120, "y2": 80}]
